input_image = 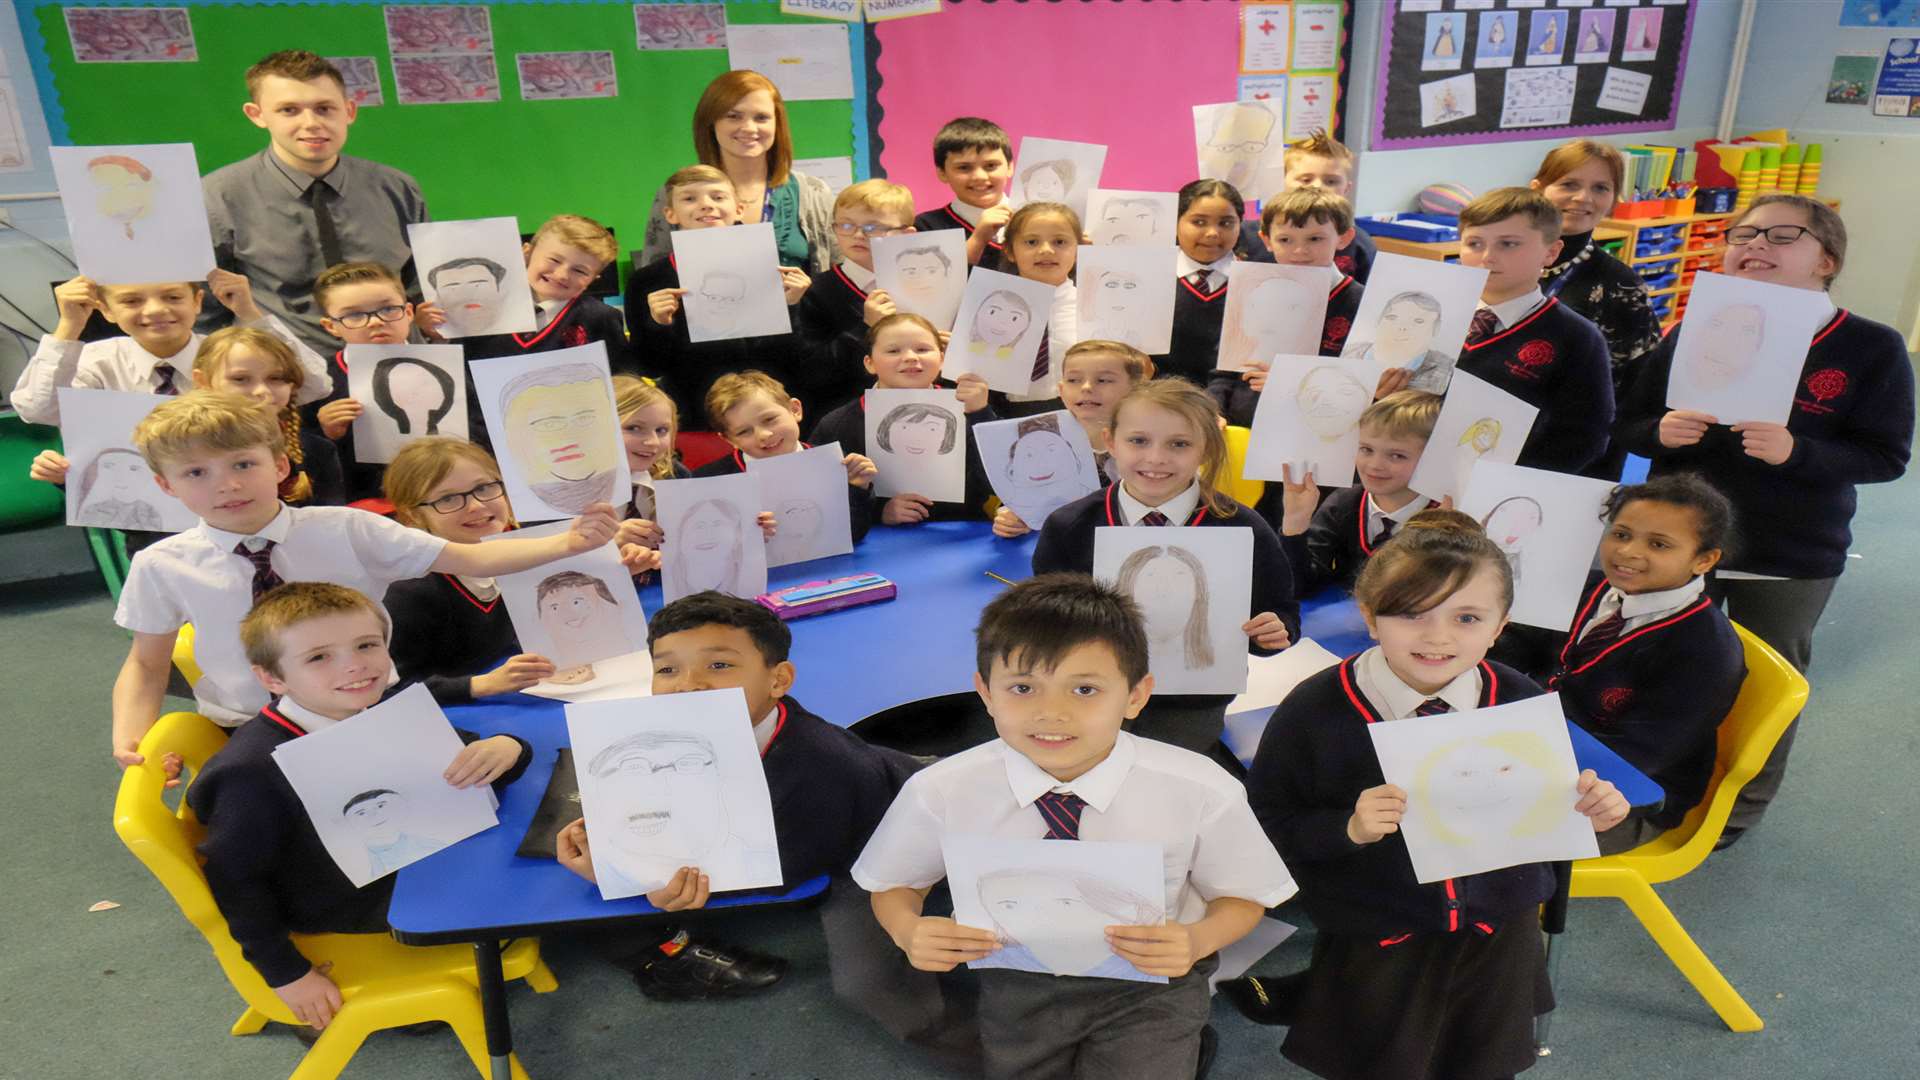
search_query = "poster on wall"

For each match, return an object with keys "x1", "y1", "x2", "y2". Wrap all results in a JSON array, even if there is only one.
[
  {"x1": 1840, "y1": 0, "x2": 1920, "y2": 28},
  {"x1": 64, "y1": 7, "x2": 197, "y2": 63},
  {"x1": 327, "y1": 57, "x2": 385, "y2": 107},
  {"x1": 1872, "y1": 38, "x2": 1920, "y2": 117},
  {"x1": 1827, "y1": 52, "x2": 1880, "y2": 106}
]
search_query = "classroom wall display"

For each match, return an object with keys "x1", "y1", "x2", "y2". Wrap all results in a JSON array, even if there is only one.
[
  {"x1": 64, "y1": 6, "x2": 196, "y2": 62},
  {"x1": 1009, "y1": 136, "x2": 1106, "y2": 220},
  {"x1": 48, "y1": 142, "x2": 217, "y2": 285},
  {"x1": 744, "y1": 441, "x2": 858, "y2": 566},
  {"x1": 271, "y1": 684, "x2": 501, "y2": 887},
  {"x1": 872, "y1": 229, "x2": 967, "y2": 331},
  {"x1": 1075, "y1": 245, "x2": 1178, "y2": 354},
  {"x1": 1243, "y1": 352, "x2": 1384, "y2": 489},
  {"x1": 1085, "y1": 190, "x2": 1179, "y2": 248},
  {"x1": 345, "y1": 343, "x2": 468, "y2": 464},
  {"x1": 862, "y1": 390, "x2": 969, "y2": 504},
  {"x1": 1871, "y1": 38, "x2": 1920, "y2": 118},
  {"x1": 387, "y1": 5, "x2": 502, "y2": 105},
  {"x1": 516, "y1": 51, "x2": 619, "y2": 101},
  {"x1": 493, "y1": 522, "x2": 651, "y2": 686},
  {"x1": 1217, "y1": 263, "x2": 1331, "y2": 374},
  {"x1": 1664, "y1": 273, "x2": 1835, "y2": 427},
  {"x1": 1370, "y1": 0, "x2": 1698, "y2": 150},
  {"x1": 565, "y1": 688, "x2": 783, "y2": 901},
  {"x1": 942, "y1": 267, "x2": 1060, "y2": 395},
  {"x1": 1367, "y1": 693, "x2": 1599, "y2": 883},
  {"x1": 1457, "y1": 460, "x2": 1616, "y2": 632},
  {"x1": 973, "y1": 410, "x2": 1102, "y2": 533},
  {"x1": 56, "y1": 388, "x2": 198, "y2": 533},
  {"x1": 1094, "y1": 525, "x2": 1255, "y2": 696},
  {"x1": 408, "y1": 217, "x2": 539, "y2": 338},
  {"x1": 670, "y1": 222, "x2": 793, "y2": 342},
  {"x1": 1407, "y1": 369, "x2": 1539, "y2": 505},
  {"x1": 1841, "y1": 0, "x2": 1920, "y2": 28},
  {"x1": 726, "y1": 22, "x2": 854, "y2": 101},
  {"x1": 634, "y1": 3, "x2": 729, "y2": 50},
  {"x1": 654, "y1": 472, "x2": 771, "y2": 603},
  {"x1": 944, "y1": 833, "x2": 1169, "y2": 984},
  {"x1": 469, "y1": 342, "x2": 630, "y2": 523},
  {"x1": 1338, "y1": 252, "x2": 1487, "y2": 394},
  {"x1": 327, "y1": 56, "x2": 386, "y2": 107}
]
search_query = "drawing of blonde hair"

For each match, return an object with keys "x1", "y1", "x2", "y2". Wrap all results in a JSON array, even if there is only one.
[
  {"x1": 1412, "y1": 731, "x2": 1567, "y2": 847},
  {"x1": 1460, "y1": 418, "x2": 1502, "y2": 453}
]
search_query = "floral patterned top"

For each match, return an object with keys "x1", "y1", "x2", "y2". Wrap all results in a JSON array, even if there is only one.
[{"x1": 1542, "y1": 231, "x2": 1661, "y2": 394}]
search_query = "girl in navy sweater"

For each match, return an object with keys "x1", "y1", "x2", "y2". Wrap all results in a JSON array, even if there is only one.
[
  {"x1": 1156, "y1": 180, "x2": 1242, "y2": 390},
  {"x1": 1551, "y1": 475, "x2": 1745, "y2": 854},
  {"x1": 610, "y1": 374, "x2": 688, "y2": 577},
  {"x1": 1246, "y1": 510, "x2": 1628, "y2": 1080},
  {"x1": 1615, "y1": 194, "x2": 1914, "y2": 844},
  {"x1": 1032, "y1": 378, "x2": 1298, "y2": 755}
]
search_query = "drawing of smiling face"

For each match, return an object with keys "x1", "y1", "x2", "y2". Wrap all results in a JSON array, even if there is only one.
[
  {"x1": 1201, "y1": 105, "x2": 1276, "y2": 191},
  {"x1": 538, "y1": 584, "x2": 619, "y2": 655},
  {"x1": 434, "y1": 263, "x2": 507, "y2": 335},
  {"x1": 1009, "y1": 431, "x2": 1076, "y2": 488},
  {"x1": 1429, "y1": 740, "x2": 1531, "y2": 811},
  {"x1": 598, "y1": 740, "x2": 726, "y2": 866},
  {"x1": 344, "y1": 791, "x2": 406, "y2": 846},
  {"x1": 1482, "y1": 499, "x2": 1543, "y2": 551},
  {"x1": 697, "y1": 272, "x2": 748, "y2": 331},
  {"x1": 1132, "y1": 554, "x2": 1198, "y2": 648},
  {"x1": 895, "y1": 252, "x2": 949, "y2": 305},
  {"x1": 1296, "y1": 365, "x2": 1372, "y2": 442},
  {"x1": 1418, "y1": 735, "x2": 1554, "y2": 843},
  {"x1": 94, "y1": 450, "x2": 151, "y2": 500},
  {"x1": 504, "y1": 379, "x2": 617, "y2": 486},
  {"x1": 892, "y1": 415, "x2": 949, "y2": 457},
  {"x1": 1245, "y1": 277, "x2": 1317, "y2": 351},
  {"x1": 1023, "y1": 163, "x2": 1070, "y2": 204},
  {"x1": 1689, "y1": 304, "x2": 1765, "y2": 391},
  {"x1": 978, "y1": 871, "x2": 1115, "y2": 976},
  {"x1": 680, "y1": 501, "x2": 742, "y2": 592},
  {"x1": 1095, "y1": 201, "x2": 1159, "y2": 246},
  {"x1": 1374, "y1": 298, "x2": 1440, "y2": 363},
  {"x1": 976, "y1": 296, "x2": 1031, "y2": 348}
]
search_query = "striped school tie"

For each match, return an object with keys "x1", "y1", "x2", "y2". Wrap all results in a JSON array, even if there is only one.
[
  {"x1": 152, "y1": 363, "x2": 181, "y2": 396},
  {"x1": 235, "y1": 540, "x2": 285, "y2": 602},
  {"x1": 1186, "y1": 269, "x2": 1212, "y2": 290},
  {"x1": 1414, "y1": 697, "x2": 1453, "y2": 717},
  {"x1": 1035, "y1": 791, "x2": 1087, "y2": 840},
  {"x1": 1564, "y1": 611, "x2": 1627, "y2": 671},
  {"x1": 1138, "y1": 510, "x2": 1170, "y2": 526},
  {"x1": 1029, "y1": 331, "x2": 1051, "y2": 385},
  {"x1": 1465, "y1": 307, "x2": 1501, "y2": 345}
]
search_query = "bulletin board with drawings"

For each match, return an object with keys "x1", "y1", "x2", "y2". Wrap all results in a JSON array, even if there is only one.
[{"x1": 1370, "y1": 0, "x2": 1696, "y2": 151}]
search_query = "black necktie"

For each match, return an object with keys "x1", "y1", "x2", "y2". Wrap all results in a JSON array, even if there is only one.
[
  {"x1": 1035, "y1": 791, "x2": 1087, "y2": 840},
  {"x1": 308, "y1": 184, "x2": 344, "y2": 268},
  {"x1": 1414, "y1": 697, "x2": 1453, "y2": 717},
  {"x1": 151, "y1": 363, "x2": 181, "y2": 396},
  {"x1": 1370, "y1": 516, "x2": 1396, "y2": 549},
  {"x1": 1139, "y1": 510, "x2": 1169, "y2": 526},
  {"x1": 1466, "y1": 307, "x2": 1501, "y2": 345},
  {"x1": 1564, "y1": 610, "x2": 1627, "y2": 670},
  {"x1": 236, "y1": 540, "x2": 285, "y2": 602}
]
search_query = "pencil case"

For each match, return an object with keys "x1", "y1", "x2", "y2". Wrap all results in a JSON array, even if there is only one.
[{"x1": 756, "y1": 573, "x2": 896, "y2": 620}]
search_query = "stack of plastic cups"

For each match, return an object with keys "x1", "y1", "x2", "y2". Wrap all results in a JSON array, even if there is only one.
[
  {"x1": 1797, "y1": 144, "x2": 1822, "y2": 196},
  {"x1": 1735, "y1": 150, "x2": 1760, "y2": 211},
  {"x1": 1778, "y1": 143, "x2": 1803, "y2": 196},
  {"x1": 1757, "y1": 145, "x2": 1781, "y2": 196}
]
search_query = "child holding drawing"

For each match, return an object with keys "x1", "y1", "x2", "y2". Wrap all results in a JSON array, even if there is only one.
[
  {"x1": 993, "y1": 201, "x2": 1085, "y2": 416},
  {"x1": 1158, "y1": 180, "x2": 1242, "y2": 389},
  {"x1": 990, "y1": 338, "x2": 1152, "y2": 537}
]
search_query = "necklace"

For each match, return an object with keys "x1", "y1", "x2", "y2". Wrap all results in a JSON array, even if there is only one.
[{"x1": 1541, "y1": 237, "x2": 1596, "y2": 298}]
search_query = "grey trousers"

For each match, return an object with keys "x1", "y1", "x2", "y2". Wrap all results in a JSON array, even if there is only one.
[
  {"x1": 977, "y1": 956, "x2": 1218, "y2": 1080},
  {"x1": 1708, "y1": 574, "x2": 1839, "y2": 836}
]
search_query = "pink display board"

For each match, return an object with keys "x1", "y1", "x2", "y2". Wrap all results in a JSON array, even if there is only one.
[{"x1": 873, "y1": 2, "x2": 1246, "y2": 213}]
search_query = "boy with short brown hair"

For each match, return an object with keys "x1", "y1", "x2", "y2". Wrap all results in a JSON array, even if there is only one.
[
  {"x1": 793, "y1": 179, "x2": 920, "y2": 418},
  {"x1": 1241, "y1": 129, "x2": 1378, "y2": 282},
  {"x1": 694, "y1": 370, "x2": 876, "y2": 543},
  {"x1": 915, "y1": 116, "x2": 1013, "y2": 271},
  {"x1": 427, "y1": 213, "x2": 636, "y2": 373}
]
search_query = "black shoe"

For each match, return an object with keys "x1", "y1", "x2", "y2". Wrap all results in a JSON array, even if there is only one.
[
  {"x1": 1195, "y1": 1023, "x2": 1218, "y2": 1080},
  {"x1": 1713, "y1": 828, "x2": 1744, "y2": 852},
  {"x1": 1218, "y1": 971, "x2": 1306, "y2": 1026},
  {"x1": 631, "y1": 936, "x2": 789, "y2": 1000}
]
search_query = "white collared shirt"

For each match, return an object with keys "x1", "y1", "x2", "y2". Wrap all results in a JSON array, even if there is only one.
[
  {"x1": 851, "y1": 732, "x2": 1296, "y2": 923},
  {"x1": 1176, "y1": 251, "x2": 1236, "y2": 293},
  {"x1": 1472, "y1": 288, "x2": 1546, "y2": 336},
  {"x1": 534, "y1": 297, "x2": 565, "y2": 330},
  {"x1": 626, "y1": 476, "x2": 657, "y2": 521},
  {"x1": 1581, "y1": 575, "x2": 1706, "y2": 638},
  {"x1": 115, "y1": 503, "x2": 448, "y2": 724},
  {"x1": 9, "y1": 316, "x2": 332, "y2": 425},
  {"x1": 752, "y1": 705, "x2": 783, "y2": 755},
  {"x1": 1010, "y1": 280, "x2": 1079, "y2": 402},
  {"x1": 1323, "y1": 263, "x2": 1349, "y2": 291},
  {"x1": 839, "y1": 260, "x2": 877, "y2": 292},
  {"x1": 1115, "y1": 479, "x2": 1202, "y2": 527},
  {"x1": 1364, "y1": 493, "x2": 1427, "y2": 543},
  {"x1": 274, "y1": 695, "x2": 343, "y2": 735},
  {"x1": 1354, "y1": 645, "x2": 1483, "y2": 719}
]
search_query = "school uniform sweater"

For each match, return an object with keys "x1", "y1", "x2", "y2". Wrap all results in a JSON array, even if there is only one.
[
  {"x1": 1238, "y1": 220, "x2": 1376, "y2": 284},
  {"x1": 293, "y1": 426, "x2": 346, "y2": 508},
  {"x1": 790, "y1": 265, "x2": 875, "y2": 419},
  {"x1": 912, "y1": 204, "x2": 1008, "y2": 275},
  {"x1": 383, "y1": 573, "x2": 522, "y2": 704},
  {"x1": 1547, "y1": 576, "x2": 1745, "y2": 828},
  {"x1": 187, "y1": 694, "x2": 532, "y2": 987},
  {"x1": 623, "y1": 255, "x2": 800, "y2": 430},
  {"x1": 461, "y1": 294, "x2": 637, "y2": 374},
  {"x1": 1246, "y1": 658, "x2": 1553, "y2": 936},
  {"x1": 807, "y1": 391, "x2": 998, "y2": 519},
  {"x1": 1455, "y1": 296, "x2": 1615, "y2": 475},
  {"x1": 1155, "y1": 276, "x2": 1231, "y2": 389},
  {"x1": 298, "y1": 349, "x2": 386, "y2": 502},
  {"x1": 762, "y1": 696, "x2": 921, "y2": 882},
  {"x1": 1615, "y1": 310, "x2": 1915, "y2": 579},
  {"x1": 1278, "y1": 485, "x2": 1439, "y2": 596},
  {"x1": 690, "y1": 444, "x2": 875, "y2": 542},
  {"x1": 1209, "y1": 275, "x2": 1364, "y2": 427}
]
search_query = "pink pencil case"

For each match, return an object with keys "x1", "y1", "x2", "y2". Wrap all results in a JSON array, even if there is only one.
[{"x1": 755, "y1": 573, "x2": 896, "y2": 620}]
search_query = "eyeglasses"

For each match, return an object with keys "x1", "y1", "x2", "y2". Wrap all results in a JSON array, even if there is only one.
[
  {"x1": 832, "y1": 221, "x2": 907, "y2": 238},
  {"x1": 1207, "y1": 140, "x2": 1268, "y2": 155},
  {"x1": 420, "y1": 480, "x2": 505, "y2": 514},
  {"x1": 332, "y1": 304, "x2": 410, "y2": 329},
  {"x1": 1726, "y1": 224, "x2": 1813, "y2": 247},
  {"x1": 608, "y1": 753, "x2": 716, "y2": 776}
]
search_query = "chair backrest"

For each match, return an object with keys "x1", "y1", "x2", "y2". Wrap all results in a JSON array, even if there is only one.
[
  {"x1": 112, "y1": 712, "x2": 291, "y2": 1016},
  {"x1": 1220, "y1": 425, "x2": 1266, "y2": 510},
  {"x1": 675, "y1": 431, "x2": 734, "y2": 472},
  {"x1": 172, "y1": 623, "x2": 202, "y2": 686},
  {"x1": 1629, "y1": 623, "x2": 1807, "y2": 881}
]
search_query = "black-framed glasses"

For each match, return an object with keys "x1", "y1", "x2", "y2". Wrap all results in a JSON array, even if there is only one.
[
  {"x1": 1726, "y1": 224, "x2": 1813, "y2": 247},
  {"x1": 333, "y1": 304, "x2": 410, "y2": 329},
  {"x1": 610, "y1": 753, "x2": 716, "y2": 776},
  {"x1": 420, "y1": 480, "x2": 505, "y2": 514},
  {"x1": 832, "y1": 221, "x2": 906, "y2": 238}
]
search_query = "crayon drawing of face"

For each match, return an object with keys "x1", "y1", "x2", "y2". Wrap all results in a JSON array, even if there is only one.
[
  {"x1": 500, "y1": 364, "x2": 619, "y2": 513},
  {"x1": 1413, "y1": 732, "x2": 1565, "y2": 845},
  {"x1": 1094, "y1": 199, "x2": 1161, "y2": 246},
  {"x1": 1296, "y1": 365, "x2": 1372, "y2": 442},
  {"x1": 973, "y1": 291, "x2": 1034, "y2": 351},
  {"x1": 977, "y1": 867, "x2": 1160, "y2": 976},
  {"x1": 87, "y1": 155, "x2": 155, "y2": 240},
  {"x1": 429, "y1": 257, "x2": 510, "y2": 336},
  {"x1": 589, "y1": 731, "x2": 727, "y2": 873},
  {"x1": 535, "y1": 570, "x2": 629, "y2": 669},
  {"x1": 697, "y1": 271, "x2": 749, "y2": 332},
  {"x1": 674, "y1": 498, "x2": 747, "y2": 595},
  {"x1": 1372, "y1": 292, "x2": 1443, "y2": 364},
  {"x1": 1460, "y1": 418, "x2": 1502, "y2": 456},
  {"x1": 1200, "y1": 104, "x2": 1277, "y2": 193},
  {"x1": 1480, "y1": 496, "x2": 1543, "y2": 551},
  {"x1": 1243, "y1": 277, "x2": 1319, "y2": 354},
  {"x1": 1020, "y1": 160, "x2": 1074, "y2": 205},
  {"x1": 1116, "y1": 544, "x2": 1214, "y2": 669},
  {"x1": 894, "y1": 247, "x2": 952, "y2": 306},
  {"x1": 878, "y1": 403, "x2": 959, "y2": 458},
  {"x1": 1688, "y1": 303, "x2": 1766, "y2": 392},
  {"x1": 342, "y1": 788, "x2": 407, "y2": 847}
]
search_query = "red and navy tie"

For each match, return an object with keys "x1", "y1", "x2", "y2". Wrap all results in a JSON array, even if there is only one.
[
  {"x1": 235, "y1": 540, "x2": 285, "y2": 602},
  {"x1": 1138, "y1": 510, "x2": 1170, "y2": 526},
  {"x1": 1029, "y1": 330, "x2": 1052, "y2": 385},
  {"x1": 1564, "y1": 611, "x2": 1627, "y2": 671},
  {"x1": 152, "y1": 363, "x2": 181, "y2": 396},
  {"x1": 1465, "y1": 307, "x2": 1501, "y2": 345},
  {"x1": 1414, "y1": 697, "x2": 1453, "y2": 717},
  {"x1": 1035, "y1": 791, "x2": 1087, "y2": 840}
]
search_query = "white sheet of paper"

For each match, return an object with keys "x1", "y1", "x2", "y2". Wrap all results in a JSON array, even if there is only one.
[
  {"x1": 1225, "y1": 636, "x2": 1340, "y2": 719},
  {"x1": 521, "y1": 649, "x2": 653, "y2": 703},
  {"x1": 1339, "y1": 253, "x2": 1488, "y2": 394},
  {"x1": 1210, "y1": 916, "x2": 1299, "y2": 991},
  {"x1": 1501, "y1": 65, "x2": 1578, "y2": 126},
  {"x1": 973, "y1": 410, "x2": 1103, "y2": 531},
  {"x1": 863, "y1": 390, "x2": 969, "y2": 504},
  {"x1": 1076, "y1": 245, "x2": 1177, "y2": 354},
  {"x1": 1284, "y1": 74, "x2": 1336, "y2": 142},
  {"x1": 1665, "y1": 273, "x2": 1834, "y2": 427},
  {"x1": 1244, "y1": 353, "x2": 1385, "y2": 487},
  {"x1": 409, "y1": 218, "x2": 537, "y2": 338},
  {"x1": 493, "y1": 522, "x2": 651, "y2": 680},
  {"x1": 1408, "y1": 370, "x2": 1540, "y2": 504},
  {"x1": 943, "y1": 268, "x2": 1060, "y2": 394},
  {"x1": 1291, "y1": 2, "x2": 1342, "y2": 68},
  {"x1": 654, "y1": 473, "x2": 771, "y2": 602},
  {"x1": 726, "y1": 23, "x2": 853, "y2": 101},
  {"x1": 56, "y1": 388, "x2": 198, "y2": 533},
  {"x1": 793, "y1": 155, "x2": 856, "y2": 195},
  {"x1": 1595, "y1": 66, "x2": 1652, "y2": 115},
  {"x1": 873, "y1": 230, "x2": 967, "y2": 331},
  {"x1": 1218, "y1": 263, "x2": 1331, "y2": 373},
  {"x1": 469, "y1": 342, "x2": 630, "y2": 522},
  {"x1": 671, "y1": 222, "x2": 793, "y2": 342},
  {"x1": 1095, "y1": 526, "x2": 1255, "y2": 695},
  {"x1": 49, "y1": 143, "x2": 216, "y2": 285},
  {"x1": 1010, "y1": 136, "x2": 1107, "y2": 220},
  {"x1": 1420, "y1": 73, "x2": 1478, "y2": 127},
  {"x1": 1193, "y1": 101, "x2": 1287, "y2": 205},
  {"x1": 1368, "y1": 694, "x2": 1600, "y2": 883},
  {"x1": 1086, "y1": 189, "x2": 1178, "y2": 247},
  {"x1": 566, "y1": 687, "x2": 783, "y2": 899},
  {"x1": 1458, "y1": 461, "x2": 1614, "y2": 631},
  {"x1": 346, "y1": 343, "x2": 469, "y2": 463},
  {"x1": 1241, "y1": 3, "x2": 1291, "y2": 72},
  {"x1": 944, "y1": 833, "x2": 1169, "y2": 984},
  {"x1": 271, "y1": 684, "x2": 501, "y2": 887},
  {"x1": 746, "y1": 442, "x2": 857, "y2": 566}
]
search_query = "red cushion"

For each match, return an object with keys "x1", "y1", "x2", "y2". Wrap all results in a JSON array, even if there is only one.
[{"x1": 675, "y1": 431, "x2": 733, "y2": 471}]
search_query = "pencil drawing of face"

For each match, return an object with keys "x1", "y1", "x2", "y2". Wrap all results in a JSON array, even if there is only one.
[
  {"x1": 1296, "y1": 365, "x2": 1372, "y2": 442},
  {"x1": 536, "y1": 570, "x2": 631, "y2": 677},
  {"x1": 75, "y1": 447, "x2": 166, "y2": 530},
  {"x1": 1020, "y1": 160, "x2": 1074, "y2": 205},
  {"x1": 977, "y1": 867, "x2": 1161, "y2": 976},
  {"x1": 342, "y1": 788, "x2": 410, "y2": 847},
  {"x1": 1116, "y1": 545, "x2": 1214, "y2": 668},
  {"x1": 894, "y1": 247, "x2": 952, "y2": 306},
  {"x1": 1371, "y1": 292, "x2": 1443, "y2": 365},
  {"x1": 589, "y1": 731, "x2": 727, "y2": 869},
  {"x1": 1687, "y1": 304, "x2": 1767, "y2": 392},
  {"x1": 87, "y1": 154, "x2": 155, "y2": 240},
  {"x1": 972, "y1": 290, "x2": 1034, "y2": 353},
  {"x1": 1242, "y1": 277, "x2": 1319, "y2": 358},
  {"x1": 774, "y1": 498, "x2": 822, "y2": 546},
  {"x1": 372, "y1": 357, "x2": 456, "y2": 436},
  {"x1": 674, "y1": 498, "x2": 747, "y2": 596},
  {"x1": 500, "y1": 363, "x2": 619, "y2": 514},
  {"x1": 1094, "y1": 198, "x2": 1161, "y2": 246},
  {"x1": 1005, "y1": 415, "x2": 1079, "y2": 492},
  {"x1": 696, "y1": 271, "x2": 749, "y2": 332},
  {"x1": 429, "y1": 257, "x2": 510, "y2": 336},
  {"x1": 877, "y1": 403, "x2": 960, "y2": 457},
  {"x1": 1481, "y1": 496, "x2": 1543, "y2": 557},
  {"x1": 1414, "y1": 732, "x2": 1565, "y2": 846},
  {"x1": 1200, "y1": 104, "x2": 1277, "y2": 193}
]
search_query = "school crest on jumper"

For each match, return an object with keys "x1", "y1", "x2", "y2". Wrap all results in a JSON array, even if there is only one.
[
  {"x1": 1506, "y1": 339, "x2": 1555, "y2": 380},
  {"x1": 1322, "y1": 316, "x2": 1352, "y2": 351},
  {"x1": 1598, "y1": 686, "x2": 1635, "y2": 714},
  {"x1": 563, "y1": 325, "x2": 589, "y2": 347},
  {"x1": 1795, "y1": 368, "x2": 1847, "y2": 416}
]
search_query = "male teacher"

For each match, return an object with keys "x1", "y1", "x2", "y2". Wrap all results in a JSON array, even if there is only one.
[{"x1": 202, "y1": 50, "x2": 429, "y2": 350}]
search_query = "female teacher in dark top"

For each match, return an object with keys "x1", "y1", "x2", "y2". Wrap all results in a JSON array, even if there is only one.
[{"x1": 1529, "y1": 139, "x2": 1660, "y2": 393}]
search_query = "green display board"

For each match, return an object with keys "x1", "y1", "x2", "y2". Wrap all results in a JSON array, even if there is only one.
[{"x1": 32, "y1": 2, "x2": 857, "y2": 280}]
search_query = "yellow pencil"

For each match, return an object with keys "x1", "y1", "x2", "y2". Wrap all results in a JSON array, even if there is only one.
[{"x1": 984, "y1": 571, "x2": 1018, "y2": 586}]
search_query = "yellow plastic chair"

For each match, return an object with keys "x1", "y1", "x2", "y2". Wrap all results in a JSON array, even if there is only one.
[
  {"x1": 1221, "y1": 425, "x2": 1266, "y2": 510},
  {"x1": 172, "y1": 623, "x2": 201, "y2": 686},
  {"x1": 1569, "y1": 624, "x2": 1807, "y2": 1032},
  {"x1": 114, "y1": 711, "x2": 559, "y2": 1080}
]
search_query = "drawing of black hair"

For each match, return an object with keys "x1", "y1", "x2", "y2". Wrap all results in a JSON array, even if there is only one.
[
  {"x1": 536, "y1": 569, "x2": 619, "y2": 606},
  {"x1": 1005, "y1": 413, "x2": 1065, "y2": 465},
  {"x1": 588, "y1": 730, "x2": 717, "y2": 778},
  {"x1": 876, "y1": 403, "x2": 959, "y2": 454},
  {"x1": 1020, "y1": 159, "x2": 1076, "y2": 193},
  {"x1": 427, "y1": 256, "x2": 508, "y2": 289},
  {"x1": 342, "y1": 788, "x2": 399, "y2": 815},
  {"x1": 371, "y1": 356, "x2": 456, "y2": 435},
  {"x1": 894, "y1": 245, "x2": 952, "y2": 272},
  {"x1": 1479, "y1": 495, "x2": 1544, "y2": 530},
  {"x1": 670, "y1": 498, "x2": 747, "y2": 598},
  {"x1": 1114, "y1": 544, "x2": 1214, "y2": 668}
]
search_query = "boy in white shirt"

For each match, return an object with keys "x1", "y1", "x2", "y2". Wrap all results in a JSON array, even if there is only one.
[{"x1": 854, "y1": 574, "x2": 1295, "y2": 1079}]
